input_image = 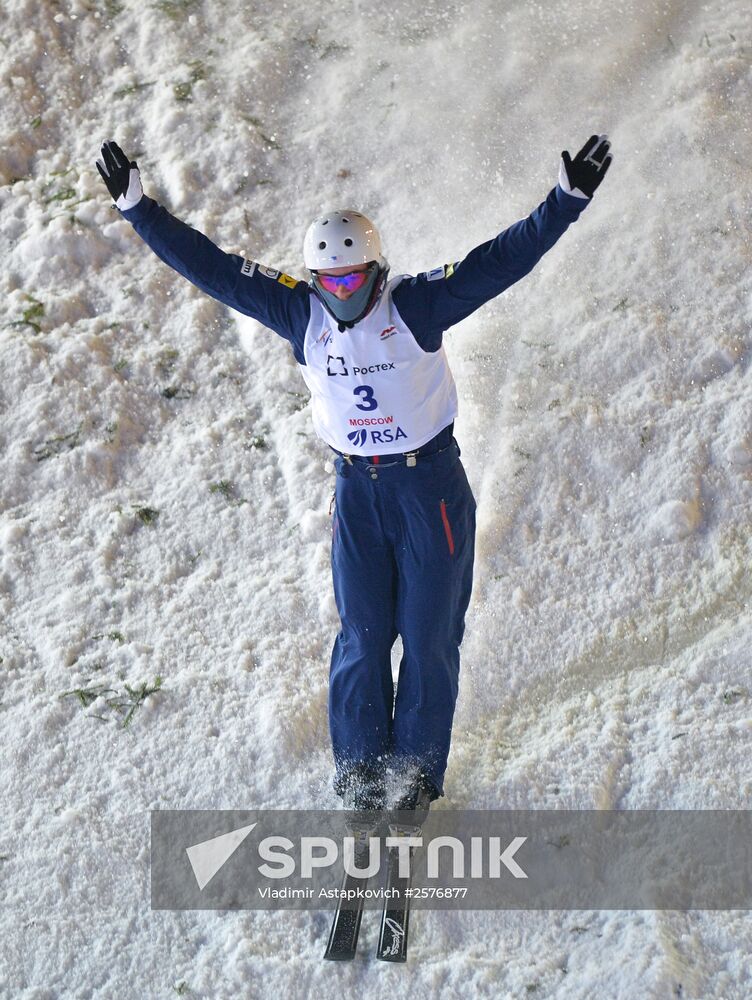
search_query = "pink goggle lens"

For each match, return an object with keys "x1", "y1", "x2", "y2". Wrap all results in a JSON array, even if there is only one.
[{"x1": 315, "y1": 269, "x2": 370, "y2": 294}]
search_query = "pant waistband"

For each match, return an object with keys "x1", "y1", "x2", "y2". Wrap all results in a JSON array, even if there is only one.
[{"x1": 331, "y1": 423, "x2": 455, "y2": 465}]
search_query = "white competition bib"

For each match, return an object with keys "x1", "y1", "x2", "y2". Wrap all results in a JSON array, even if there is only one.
[{"x1": 299, "y1": 276, "x2": 458, "y2": 455}]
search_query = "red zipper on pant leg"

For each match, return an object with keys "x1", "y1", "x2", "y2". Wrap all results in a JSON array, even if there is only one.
[{"x1": 440, "y1": 499, "x2": 455, "y2": 556}]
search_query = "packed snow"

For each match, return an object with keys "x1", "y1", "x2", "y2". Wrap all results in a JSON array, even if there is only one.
[{"x1": 1, "y1": 0, "x2": 751, "y2": 996}]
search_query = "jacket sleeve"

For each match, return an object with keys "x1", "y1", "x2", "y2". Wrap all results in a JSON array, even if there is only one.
[
  {"x1": 120, "y1": 196, "x2": 311, "y2": 363},
  {"x1": 391, "y1": 185, "x2": 590, "y2": 351}
]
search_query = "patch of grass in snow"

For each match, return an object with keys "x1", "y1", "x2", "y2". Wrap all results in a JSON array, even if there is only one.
[
  {"x1": 239, "y1": 115, "x2": 281, "y2": 150},
  {"x1": 6, "y1": 295, "x2": 45, "y2": 334},
  {"x1": 32, "y1": 425, "x2": 82, "y2": 461},
  {"x1": 44, "y1": 187, "x2": 77, "y2": 205},
  {"x1": 114, "y1": 81, "x2": 155, "y2": 98},
  {"x1": 162, "y1": 384, "x2": 195, "y2": 399},
  {"x1": 156, "y1": 348, "x2": 179, "y2": 378},
  {"x1": 41, "y1": 167, "x2": 78, "y2": 206},
  {"x1": 173, "y1": 61, "x2": 207, "y2": 102},
  {"x1": 286, "y1": 390, "x2": 310, "y2": 412},
  {"x1": 156, "y1": 349, "x2": 194, "y2": 397},
  {"x1": 38, "y1": 166, "x2": 92, "y2": 218},
  {"x1": 208, "y1": 480, "x2": 248, "y2": 507},
  {"x1": 61, "y1": 684, "x2": 115, "y2": 709},
  {"x1": 723, "y1": 688, "x2": 745, "y2": 704},
  {"x1": 61, "y1": 677, "x2": 163, "y2": 727},
  {"x1": 233, "y1": 176, "x2": 251, "y2": 195},
  {"x1": 23, "y1": 298, "x2": 44, "y2": 329},
  {"x1": 94, "y1": 0, "x2": 125, "y2": 15},
  {"x1": 215, "y1": 369, "x2": 244, "y2": 386},
  {"x1": 90, "y1": 631, "x2": 126, "y2": 644},
  {"x1": 245, "y1": 433, "x2": 267, "y2": 451},
  {"x1": 302, "y1": 32, "x2": 350, "y2": 59},
  {"x1": 640, "y1": 425, "x2": 655, "y2": 448},
  {"x1": 132, "y1": 506, "x2": 160, "y2": 526},
  {"x1": 154, "y1": 0, "x2": 198, "y2": 18},
  {"x1": 173, "y1": 983, "x2": 189, "y2": 996},
  {"x1": 119, "y1": 677, "x2": 163, "y2": 727}
]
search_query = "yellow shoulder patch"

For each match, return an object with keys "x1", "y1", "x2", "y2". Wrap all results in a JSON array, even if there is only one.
[
  {"x1": 444, "y1": 262, "x2": 455, "y2": 279},
  {"x1": 277, "y1": 273, "x2": 299, "y2": 289}
]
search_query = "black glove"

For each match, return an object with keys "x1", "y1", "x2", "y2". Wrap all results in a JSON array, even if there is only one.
[
  {"x1": 559, "y1": 134, "x2": 612, "y2": 199},
  {"x1": 96, "y1": 140, "x2": 143, "y2": 210}
]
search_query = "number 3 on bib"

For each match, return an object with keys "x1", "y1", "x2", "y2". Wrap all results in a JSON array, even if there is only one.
[{"x1": 353, "y1": 385, "x2": 378, "y2": 412}]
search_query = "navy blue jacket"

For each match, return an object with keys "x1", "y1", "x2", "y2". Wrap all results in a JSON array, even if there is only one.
[{"x1": 122, "y1": 185, "x2": 589, "y2": 364}]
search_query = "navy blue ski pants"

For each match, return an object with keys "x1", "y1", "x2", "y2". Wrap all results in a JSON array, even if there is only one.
[{"x1": 329, "y1": 437, "x2": 476, "y2": 797}]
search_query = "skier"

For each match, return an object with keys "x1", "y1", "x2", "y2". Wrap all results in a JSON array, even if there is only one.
[{"x1": 96, "y1": 134, "x2": 612, "y2": 812}]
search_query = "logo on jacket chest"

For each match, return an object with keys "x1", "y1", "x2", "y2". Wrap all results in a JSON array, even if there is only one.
[
  {"x1": 326, "y1": 356, "x2": 396, "y2": 377},
  {"x1": 346, "y1": 425, "x2": 409, "y2": 449}
]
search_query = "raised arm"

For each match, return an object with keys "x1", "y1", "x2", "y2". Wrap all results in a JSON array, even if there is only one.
[
  {"x1": 392, "y1": 135, "x2": 612, "y2": 351},
  {"x1": 96, "y1": 141, "x2": 310, "y2": 361}
]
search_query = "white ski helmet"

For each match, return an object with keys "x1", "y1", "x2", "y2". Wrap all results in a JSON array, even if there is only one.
[{"x1": 303, "y1": 209, "x2": 383, "y2": 270}]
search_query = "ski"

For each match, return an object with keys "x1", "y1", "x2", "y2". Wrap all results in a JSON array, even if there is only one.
[
  {"x1": 376, "y1": 827, "x2": 417, "y2": 962},
  {"x1": 323, "y1": 815, "x2": 381, "y2": 961},
  {"x1": 376, "y1": 787, "x2": 432, "y2": 963}
]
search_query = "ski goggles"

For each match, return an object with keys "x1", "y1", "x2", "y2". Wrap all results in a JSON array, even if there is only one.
[{"x1": 312, "y1": 263, "x2": 376, "y2": 294}]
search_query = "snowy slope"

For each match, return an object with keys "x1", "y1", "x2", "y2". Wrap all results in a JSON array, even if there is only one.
[{"x1": 1, "y1": 0, "x2": 751, "y2": 996}]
